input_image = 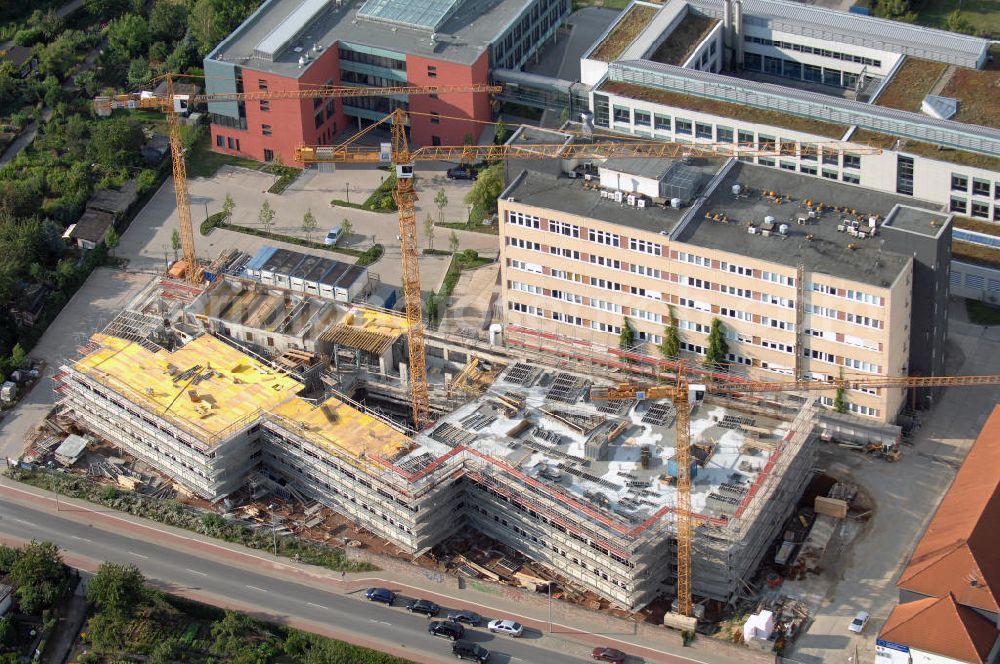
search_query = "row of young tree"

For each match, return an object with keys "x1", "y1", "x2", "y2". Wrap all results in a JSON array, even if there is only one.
[{"x1": 875, "y1": 0, "x2": 981, "y2": 36}]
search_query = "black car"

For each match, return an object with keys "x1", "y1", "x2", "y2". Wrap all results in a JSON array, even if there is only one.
[
  {"x1": 446, "y1": 166, "x2": 478, "y2": 180},
  {"x1": 446, "y1": 610, "x2": 482, "y2": 626},
  {"x1": 406, "y1": 599, "x2": 440, "y2": 616},
  {"x1": 452, "y1": 640, "x2": 490, "y2": 662},
  {"x1": 365, "y1": 587, "x2": 395, "y2": 605},
  {"x1": 428, "y1": 620, "x2": 465, "y2": 640}
]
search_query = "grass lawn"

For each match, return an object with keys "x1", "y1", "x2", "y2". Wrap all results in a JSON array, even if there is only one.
[
  {"x1": 186, "y1": 132, "x2": 264, "y2": 179},
  {"x1": 916, "y1": 0, "x2": 1000, "y2": 38},
  {"x1": 966, "y1": 299, "x2": 1000, "y2": 325},
  {"x1": 437, "y1": 221, "x2": 499, "y2": 235},
  {"x1": 574, "y1": 0, "x2": 631, "y2": 9}
]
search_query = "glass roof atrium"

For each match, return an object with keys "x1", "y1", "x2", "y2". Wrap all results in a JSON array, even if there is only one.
[{"x1": 357, "y1": 0, "x2": 466, "y2": 31}]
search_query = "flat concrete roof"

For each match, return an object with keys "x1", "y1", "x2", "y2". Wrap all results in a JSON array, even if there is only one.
[
  {"x1": 884, "y1": 205, "x2": 951, "y2": 239},
  {"x1": 211, "y1": 0, "x2": 535, "y2": 74},
  {"x1": 505, "y1": 159, "x2": 724, "y2": 235},
  {"x1": 677, "y1": 161, "x2": 936, "y2": 286}
]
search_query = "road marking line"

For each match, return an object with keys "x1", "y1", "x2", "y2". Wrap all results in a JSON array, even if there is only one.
[
  {"x1": 246, "y1": 585, "x2": 266, "y2": 592},
  {"x1": 185, "y1": 568, "x2": 208, "y2": 576},
  {"x1": 128, "y1": 551, "x2": 149, "y2": 559},
  {"x1": 10, "y1": 518, "x2": 31, "y2": 525},
  {"x1": 306, "y1": 602, "x2": 328, "y2": 610},
  {"x1": 367, "y1": 619, "x2": 392, "y2": 626},
  {"x1": 71, "y1": 535, "x2": 92, "y2": 542}
]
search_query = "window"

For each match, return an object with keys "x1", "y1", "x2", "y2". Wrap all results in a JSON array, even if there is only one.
[
  {"x1": 758, "y1": 134, "x2": 775, "y2": 152},
  {"x1": 260, "y1": 100, "x2": 270, "y2": 112},
  {"x1": 717, "y1": 126, "x2": 733, "y2": 142},
  {"x1": 264, "y1": 149, "x2": 274, "y2": 162},
  {"x1": 780, "y1": 161, "x2": 796, "y2": 171},
  {"x1": 427, "y1": 65, "x2": 437, "y2": 78},
  {"x1": 822, "y1": 169, "x2": 838, "y2": 180},
  {"x1": 314, "y1": 112, "x2": 323, "y2": 128},
  {"x1": 822, "y1": 152, "x2": 839, "y2": 166},
  {"x1": 216, "y1": 135, "x2": 225, "y2": 147},
  {"x1": 973, "y1": 178, "x2": 990, "y2": 197},
  {"x1": 630, "y1": 264, "x2": 661, "y2": 279},
  {"x1": 695, "y1": 122, "x2": 712, "y2": 139},
  {"x1": 613, "y1": 106, "x2": 630, "y2": 123},
  {"x1": 971, "y1": 201, "x2": 990, "y2": 218},
  {"x1": 842, "y1": 172, "x2": 860, "y2": 184},
  {"x1": 262, "y1": 124, "x2": 272, "y2": 136},
  {"x1": 675, "y1": 119, "x2": 692, "y2": 135},
  {"x1": 952, "y1": 174, "x2": 968, "y2": 192},
  {"x1": 738, "y1": 130, "x2": 754, "y2": 146},
  {"x1": 258, "y1": 79, "x2": 268, "y2": 91},
  {"x1": 589, "y1": 255, "x2": 620, "y2": 269},
  {"x1": 758, "y1": 157, "x2": 775, "y2": 167},
  {"x1": 950, "y1": 197, "x2": 967, "y2": 214},
  {"x1": 800, "y1": 164, "x2": 817, "y2": 176},
  {"x1": 507, "y1": 211, "x2": 540, "y2": 228},
  {"x1": 432, "y1": 136, "x2": 441, "y2": 146},
  {"x1": 593, "y1": 94, "x2": 609, "y2": 127},
  {"x1": 430, "y1": 113, "x2": 440, "y2": 124},
  {"x1": 801, "y1": 144, "x2": 817, "y2": 161},
  {"x1": 654, "y1": 114, "x2": 671, "y2": 131},
  {"x1": 629, "y1": 238, "x2": 662, "y2": 256},
  {"x1": 897, "y1": 155, "x2": 914, "y2": 196},
  {"x1": 843, "y1": 155, "x2": 860, "y2": 169},
  {"x1": 227, "y1": 137, "x2": 235, "y2": 149},
  {"x1": 588, "y1": 229, "x2": 620, "y2": 246},
  {"x1": 634, "y1": 110, "x2": 650, "y2": 127},
  {"x1": 549, "y1": 220, "x2": 580, "y2": 238},
  {"x1": 325, "y1": 99, "x2": 334, "y2": 118}
]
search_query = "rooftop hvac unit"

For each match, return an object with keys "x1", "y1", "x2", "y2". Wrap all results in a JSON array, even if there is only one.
[
  {"x1": 764, "y1": 215, "x2": 775, "y2": 225},
  {"x1": 748, "y1": 226, "x2": 757, "y2": 235},
  {"x1": 670, "y1": 198, "x2": 681, "y2": 208},
  {"x1": 779, "y1": 224, "x2": 789, "y2": 235},
  {"x1": 614, "y1": 191, "x2": 623, "y2": 203},
  {"x1": 584, "y1": 173, "x2": 592, "y2": 181},
  {"x1": 869, "y1": 216, "x2": 878, "y2": 228},
  {"x1": 732, "y1": 183, "x2": 742, "y2": 196},
  {"x1": 637, "y1": 199, "x2": 646, "y2": 208},
  {"x1": 627, "y1": 195, "x2": 636, "y2": 206}
]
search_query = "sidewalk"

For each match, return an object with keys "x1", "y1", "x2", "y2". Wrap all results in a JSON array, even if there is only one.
[{"x1": 42, "y1": 575, "x2": 88, "y2": 664}]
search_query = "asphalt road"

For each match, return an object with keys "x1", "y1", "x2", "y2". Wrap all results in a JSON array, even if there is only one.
[{"x1": 0, "y1": 494, "x2": 598, "y2": 664}]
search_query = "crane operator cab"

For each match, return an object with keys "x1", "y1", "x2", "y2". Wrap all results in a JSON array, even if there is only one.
[{"x1": 397, "y1": 163, "x2": 414, "y2": 179}]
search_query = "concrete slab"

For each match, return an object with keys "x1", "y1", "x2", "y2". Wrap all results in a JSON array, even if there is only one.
[{"x1": 438, "y1": 263, "x2": 501, "y2": 336}]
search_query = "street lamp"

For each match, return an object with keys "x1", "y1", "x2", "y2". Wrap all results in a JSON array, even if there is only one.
[
  {"x1": 548, "y1": 582, "x2": 552, "y2": 633},
  {"x1": 346, "y1": 182, "x2": 350, "y2": 204}
]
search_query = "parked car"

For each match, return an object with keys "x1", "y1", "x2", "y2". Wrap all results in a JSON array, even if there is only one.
[
  {"x1": 446, "y1": 610, "x2": 482, "y2": 626},
  {"x1": 446, "y1": 165, "x2": 478, "y2": 180},
  {"x1": 848, "y1": 610, "x2": 870, "y2": 633},
  {"x1": 452, "y1": 640, "x2": 490, "y2": 662},
  {"x1": 407, "y1": 599, "x2": 440, "y2": 617},
  {"x1": 592, "y1": 646, "x2": 627, "y2": 662},
  {"x1": 428, "y1": 620, "x2": 465, "y2": 640},
  {"x1": 487, "y1": 618, "x2": 523, "y2": 637},
  {"x1": 365, "y1": 587, "x2": 395, "y2": 605},
  {"x1": 324, "y1": 228, "x2": 341, "y2": 245}
]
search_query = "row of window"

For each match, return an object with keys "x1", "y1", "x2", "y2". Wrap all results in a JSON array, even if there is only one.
[
  {"x1": 743, "y1": 34, "x2": 882, "y2": 68},
  {"x1": 809, "y1": 282, "x2": 883, "y2": 305},
  {"x1": 806, "y1": 304, "x2": 883, "y2": 329},
  {"x1": 507, "y1": 233, "x2": 665, "y2": 279}
]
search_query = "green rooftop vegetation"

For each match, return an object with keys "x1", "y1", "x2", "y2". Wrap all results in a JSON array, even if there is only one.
[
  {"x1": 876, "y1": 58, "x2": 947, "y2": 112},
  {"x1": 851, "y1": 128, "x2": 1000, "y2": 172},
  {"x1": 954, "y1": 215, "x2": 1000, "y2": 239},
  {"x1": 649, "y1": 14, "x2": 718, "y2": 66},
  {"x1": 940, "y1": 66, "x2": 1000, "y2": 130},
  {"x1": 601, "y1": 81, "x2": 847, "y2": 138},
  {"x1": 953, "y1": 239, "x2": 1000, "y2": 268},
  {"x1": 590, "y1": 5, "x2": 658, "y2": 61}
]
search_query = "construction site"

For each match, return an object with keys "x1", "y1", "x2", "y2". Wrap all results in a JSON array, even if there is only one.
[{"x1": 39, "y1": 257, "x2": 883, "y2": 625}]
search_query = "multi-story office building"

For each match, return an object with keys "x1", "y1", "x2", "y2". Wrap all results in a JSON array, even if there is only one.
[
  {"x1": 571, "y1": 0, "x2": 1000, "y2": 300},
  {"x1": 203, "y1": 0, "x2": 570, "y2": 161},
  {"x1": 498, "y1": 129, "x2": 952, "y2": 422}
]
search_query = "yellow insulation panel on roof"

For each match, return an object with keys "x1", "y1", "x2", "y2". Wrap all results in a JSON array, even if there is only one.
[
  {"x1": 74, "y1": 334, "x2": 302, "y2": 443},
  {"x1": 271, "y1": 394, "x2": 413, "y2": 460}
]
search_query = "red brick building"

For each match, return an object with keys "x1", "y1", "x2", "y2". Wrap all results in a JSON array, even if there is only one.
[{"x1": 204, "y1": 0, "x2": 569, "y2": 163}]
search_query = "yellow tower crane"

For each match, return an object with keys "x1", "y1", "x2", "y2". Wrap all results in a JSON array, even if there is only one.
[{"x1": 93, "y1": 75, "x2": 498, "y2": 286}]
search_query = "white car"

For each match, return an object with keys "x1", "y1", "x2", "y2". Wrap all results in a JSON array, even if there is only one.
[
  {"x1": 324, "y1": 228, "x2": 341, "y2": 245},
  {"x1": 487, "y1": 619, "x2": 523, "y2": 637},
  {"x1": 848, "y1": 611, "x2": 870, "y2": 634}
]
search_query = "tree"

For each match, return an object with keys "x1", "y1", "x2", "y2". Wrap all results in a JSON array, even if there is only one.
[
  {"x1": 434, "y1": 188, "x2": 448, "y2": 224},
  {"x1": 301, "y1": 208, "x2": 317, "y2": 243},
  {"x1": 170, "y1": 228, "x2": 181, "y2": 261},
  {"x1": 190, "y1": 0, "x2": 224, "y2": 56},
  {"x1": 448, "y1": 230, "x2": 459, "y2": 254},
  {"x1": 105, "y1": 227, "x2": 120, "y2": 257},
  {"x1": 463, "y1": 163, "x2": 504, "y2": 214},
  {"x1": 126, "y1": 58, "x2": 152, "y2": 89},
  {"x1": 618, "y1": 317, "x2": 635, "y2": 350},
  {"x1": 150, "y1": 0, "x2": 188, "y2": 42},
  {"x1": 944, "y1": 9, "x2": 975, "y2": 35},
  {"x1": 0, "y1": 615, "x2": 13, "y2": 647},
  {"x1": 705, "y1": 318, "x2": 729, "y2": 369},
  {"x1": 7, "y1": 541, "x2": 68, "y2": 615},
  {"x1": 833, "y1": 368, "x2": 848, "y2": 414},
  {"x1": 875, "y1": 0, "x2": 916, "y2": 22},
  {"x1": 89, "y1": 118, "x2": 143, "y2": 170},
  {"x1": 494, "y1": 118, "x2": 510, "y2": 145},
  {"x1": 86, "y1": 562, "x2": 146, "y2": 619},
  {"x1": 423, "y1": 214, "x2": 435, "y2": 250},
  {"x1": 10, "y1": 343, "x2": 26, "y2": 370},
  {"x1": 222, "y1": 192, "x2": 235, "y2": 225},
  {"x1": 107, "y1": 14, "x2": 151, "y2": 60},
  {"x1": 339, "y1": 218, "x2": 353, "y2": 245},
  {"x1": 258, "y1": 199, "x2": 275, "y2": 234},
  {"x1": 660, "y1": 305, "x2": 680, "y2": 359}
]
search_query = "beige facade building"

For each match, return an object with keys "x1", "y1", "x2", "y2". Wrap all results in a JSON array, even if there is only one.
[{"x1": 499, "y1": 154, "x2": 952, "y2": 422}]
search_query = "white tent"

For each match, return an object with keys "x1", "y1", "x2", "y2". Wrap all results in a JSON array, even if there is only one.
[{"x1": 742, "y1": 610, "x2": 775, "y2": 641}]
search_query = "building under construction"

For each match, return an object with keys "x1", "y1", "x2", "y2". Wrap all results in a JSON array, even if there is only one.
[{"x1": 55, "y1": 271, "x2": 833, "y2": 611}]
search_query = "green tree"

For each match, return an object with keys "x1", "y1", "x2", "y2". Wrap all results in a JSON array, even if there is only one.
[
  {"x1": 618, "y1": 317, "x2": 635, "y2": 350},
  {"x1": 137, "y1": 169, "x2": 158, "y2": 195},
  {"x1": 423, "y1": 213, "x2": 435, "y2": 250},
  {"x1": 875, "y1": 0, "x2": 916, "y2": 22},
  {"x1": 833, "y1": 368, "x2": 848, "y2": 414},
  {"x1": 705, "y1": 318, "x2": 729, "y2": 369},
  {"x1": 660, "y1": 305, "x2": 680, "y2": 359},
  {"x1": 170, "y1": 228, "x2": 181, "y2": 261},
  {"x1": 944, "y1": 9, "x2": 975, "y2": 34},
  {"x1": 258, "y1": 199, "x2": 275, "y2": 233},
  {"x1": 301, "y1": 208, "x2": 317, "y2": 242},
  {"x1": 105, "y1": 227, "x2": 120, "y2": 257},
  {"x1": 89, "y1": 118, "x2": 143, "y2": 170},
  {"x1": 126, "y1": 58, "x2": 152, "y2": 89},
  {"x1": 107, "y1": 14, "x2": 152, "y2": 60},
  {"x1": 10, "y1": 343, "x2": 27, "y2": 370},
  {"x1": 37, "y1": 31, "x2": 83, "y2": 79},
  {"x1": 339, "y1": 218, "x2": 353, "y2": 245},
  {"x1": 494, "y1": 118, "x2": 510, "y2": 145},
  {"x1": 463, "y1": 162, "x2": 504, "y2": 214},
  {"x1": 87, "y1": 562, "x2": 146, "y2": 618},
  {"x1": 85, "y1": 0, "x2": 132, "y2": 17},
  {"x1": 0, "y1": 545, "x2": 20, "y2": 574},
  {"x1": 150, "y1": 1, "x2": 189, "y2": 42},
  {"x1": 0, "y1": 615, "x2": 13, "y2": 646},
  {"x1": 222, "y1": 192, "x2": 235, "y2": 225},
  {"x1": 448, "y1": 229, "x2": 459, "y2": 254},
  {"x1": 7, "y1": 541, "x2": 68, "y2": 615},
  {"x1": 434, "y1": 188, "x2": 448, "y2": 224}
]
